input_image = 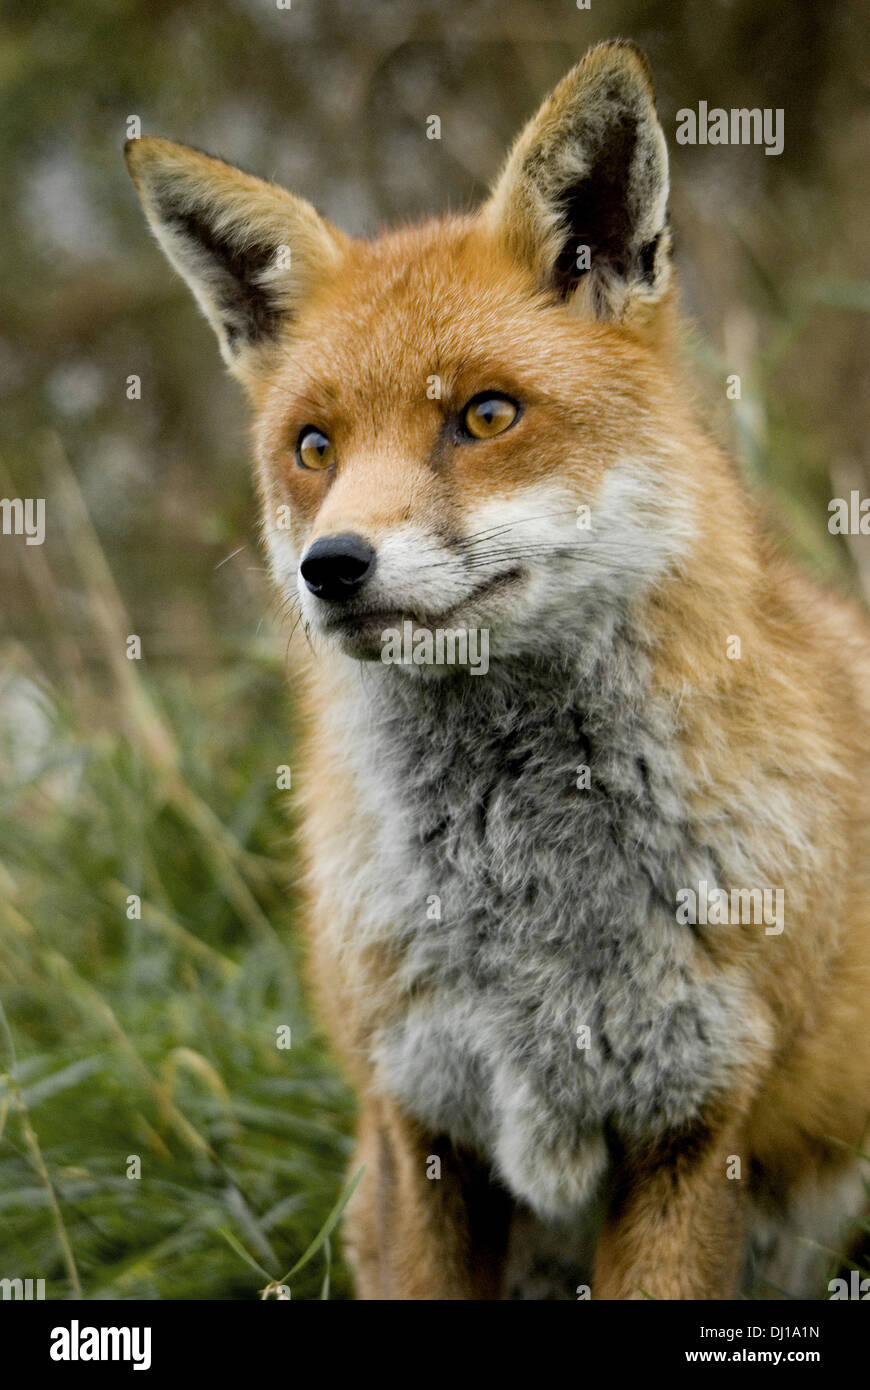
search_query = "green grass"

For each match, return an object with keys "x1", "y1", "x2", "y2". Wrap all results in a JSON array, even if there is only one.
[{"x1": 0, "y1": 450, "x2": 355, "y2": 1300}]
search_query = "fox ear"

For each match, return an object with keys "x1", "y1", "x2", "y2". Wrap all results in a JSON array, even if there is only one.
[
  {"x1": 124, "y1": 137, "x2": 345, "y2": 382},
  {"x1": 482, "y1": 41, "x2": 671, "y2": 327}
]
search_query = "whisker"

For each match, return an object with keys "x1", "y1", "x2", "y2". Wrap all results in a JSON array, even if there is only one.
[
  {"x1": 460, "y1": 509, "x2": 578, "y2": 546},
  {"x1": 214, "y1": 542, "x2": 248, "y2": 570}
]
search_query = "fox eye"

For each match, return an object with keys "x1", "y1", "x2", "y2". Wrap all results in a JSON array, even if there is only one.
[
  {"x1": 461, "y1": 393, "x2": 519, "y2": 440},
  {"x1": 296, "y1": 426, "x2": 335, "y2": 471}
]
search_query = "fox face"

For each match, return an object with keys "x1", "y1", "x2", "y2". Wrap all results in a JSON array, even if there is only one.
[{"x1": 126, "y1": 41, "x2": 694, "y2": 669}]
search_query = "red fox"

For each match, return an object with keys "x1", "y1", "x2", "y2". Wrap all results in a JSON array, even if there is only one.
[{"x1": 126, "y1": 40, "x2": 870, "y2": 1299}]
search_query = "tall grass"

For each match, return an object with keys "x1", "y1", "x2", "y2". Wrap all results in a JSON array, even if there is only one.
[{"x1": 0, "y1": 439, "x2": 355, "y2": 1300}]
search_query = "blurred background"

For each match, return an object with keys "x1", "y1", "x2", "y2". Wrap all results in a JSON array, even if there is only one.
[{"x1": 0, "y1": 0, "x2": 868, "y2": 1300}]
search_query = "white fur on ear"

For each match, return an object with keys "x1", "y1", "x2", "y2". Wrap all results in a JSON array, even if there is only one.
[
  {"x1": 482, "y1": 40, "x2": 671, "y2": 325},
  {"x1": 125, "y1": 137, "x2": 345, "y2": 377}
]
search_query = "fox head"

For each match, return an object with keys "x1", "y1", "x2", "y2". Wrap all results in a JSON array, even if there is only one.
[{"x1": 126, "y1": 40, "x2": 703, "y2": 670}]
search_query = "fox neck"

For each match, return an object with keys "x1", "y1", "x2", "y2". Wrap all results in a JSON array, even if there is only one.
[{"x1": 336, "y1": 594, "x2": 663, "y2": 796}]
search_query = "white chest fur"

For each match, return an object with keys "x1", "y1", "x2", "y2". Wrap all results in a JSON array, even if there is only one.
[{"x1": 330, "y1": 638, "x2": 759, "y2": 1219}]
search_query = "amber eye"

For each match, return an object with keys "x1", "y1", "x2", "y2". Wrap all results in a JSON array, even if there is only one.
[
  {"x1": 461, "y1": 393, "x2": 519, "y2": 440},
  {"x1": 296, "y1": 426, "x2": 335, "y2": 471}
]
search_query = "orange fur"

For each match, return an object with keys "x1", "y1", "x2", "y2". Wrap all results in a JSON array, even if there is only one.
[{"x1": 127, "y1": 40, "x2": 870, "y2": 1299}]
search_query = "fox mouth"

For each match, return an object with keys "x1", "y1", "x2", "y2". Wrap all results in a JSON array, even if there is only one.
[{"x1": 318, "y1": 566, "x2": 525, "y2": 652}]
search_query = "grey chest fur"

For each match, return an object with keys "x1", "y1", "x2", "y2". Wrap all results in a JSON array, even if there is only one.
[{"x1": 344, "y1": 638, "x2": 754, "y2": 1218}]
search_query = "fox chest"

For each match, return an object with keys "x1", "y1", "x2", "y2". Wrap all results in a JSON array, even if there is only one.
[{"x1": 341, "y1": 672, "x2": 754, "y2": 1218}]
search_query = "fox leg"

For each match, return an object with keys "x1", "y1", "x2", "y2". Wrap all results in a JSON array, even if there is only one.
[
  {"x1": 592, "y1": 1118, "x2": 748, "y2": 1300},
  {"x1": 343, "y1": 1094, "x2": 512, "y2": 1299}
]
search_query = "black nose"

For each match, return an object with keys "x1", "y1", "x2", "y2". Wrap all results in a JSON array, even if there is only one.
[{"x1": 300, "y1": 533, "x2": 376, "y2": 601}]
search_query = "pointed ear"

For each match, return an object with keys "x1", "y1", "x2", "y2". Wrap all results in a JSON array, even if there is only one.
[
  {"x1": 124, "y1": 136, "x2": 345, "y2": 383},
  {"x1": 482, "y1": 41, "x2": 671, "y2": 328}
]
